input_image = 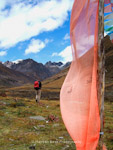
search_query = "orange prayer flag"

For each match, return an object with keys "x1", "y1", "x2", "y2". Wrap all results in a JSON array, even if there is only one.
[{"x1": 60, "y1": 0, "x2": 100, "y2": 149}]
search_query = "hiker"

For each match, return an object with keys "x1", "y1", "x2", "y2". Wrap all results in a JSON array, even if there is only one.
[{"x1": 34, "y1": 80, "x2": 42, "y2": 103}]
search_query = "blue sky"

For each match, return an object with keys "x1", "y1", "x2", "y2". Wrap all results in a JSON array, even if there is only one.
[
  {"x1": 0, "y1": 0, "x2": 113, "y2": 64},
  {"x1": 0, "y1": 0, "x2": 74, "y2": 64}
]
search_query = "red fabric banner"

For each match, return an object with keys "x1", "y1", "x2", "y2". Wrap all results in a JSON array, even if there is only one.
[{"x1": 60, "y1": 0, "x2": 100, "y2": 149}]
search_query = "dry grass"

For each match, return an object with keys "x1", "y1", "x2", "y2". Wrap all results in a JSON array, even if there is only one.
[
  {"x1": 0, "y1": 95, "x2": 113, "y2": 150},
  {"x1": 0, "y1": 96, "x2": 76, "y2": 150}
]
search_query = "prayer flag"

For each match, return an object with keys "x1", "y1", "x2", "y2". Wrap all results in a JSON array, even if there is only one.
[{"x1": 60, "y1": 0, "x2": 100, "y2": 149}]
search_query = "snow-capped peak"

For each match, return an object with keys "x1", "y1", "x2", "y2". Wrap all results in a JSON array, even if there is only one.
[{"x1": 12, "y1": 59, "x2": 23, "y2": 64}]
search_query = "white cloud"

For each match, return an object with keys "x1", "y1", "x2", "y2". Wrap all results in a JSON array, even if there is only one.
[
  {"x1": 52, "y1": 45, "x2": 72, "y2": 63},
  {"x1": 25, "y1": 39, "x2": 46, "y2": 55},
  {"x1": 44, "y1": 38, "x2": 53, "y2": 44},
  {"x1": 52, "y1": 52, "x2": 58, "y2": 57},
  {"x1": 64, "y1": 33, "x2": 70, "y2": 40},
  {"x1": 0, "y1": 0, "x2": 74, "y2": 49},
  {"x1": 59, "y1": 46, "x2": 72, "y2": 63},
  {"x1": 0, "y1": 51, "x2": 7, "y2": 56}
]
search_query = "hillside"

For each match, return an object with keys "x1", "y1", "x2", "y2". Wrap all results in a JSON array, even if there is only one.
[
  {"x1": 4, "y1": 67, "x2": 69, "y2": 100},
  {"x1": 0, "y1": 63, "x2": 34, "y2": 87},
  {"x1": 104, "y1": 36, "x2": 113, "y2": 101}
]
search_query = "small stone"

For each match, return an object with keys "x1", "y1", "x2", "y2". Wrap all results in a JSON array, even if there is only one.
[
  {"x1": 38, "y1": 125, "x2": 45, "y2": 128},
  {"x1": 29, "y1": 116, "x2": 45, "y2": 121},
  {"x1": 9, "y1": 138, "x2": 14, "y2": 141},
  {"x1": 59, "y1": 137, "x2": 64, "y2": 139},
  {"x1": 62, "y1": 145, "x2": 70, "y2": 150},
  {"x1": 3, "y1": 102, "x2": 6, "y2": 105},
  {"x1": 46, "y1": 121, "x2": 49, "y2": 123},
  {"x1": 53, "y1": 123, "x2": 59, "y2": 127},
  {"x1": 33, "y1": 126, "x2": 38, "y2": 130}
]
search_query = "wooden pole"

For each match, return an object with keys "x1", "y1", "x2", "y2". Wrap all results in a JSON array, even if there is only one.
[{"x1": 97, "y1": 0, "x2": 105, "y2": 149}]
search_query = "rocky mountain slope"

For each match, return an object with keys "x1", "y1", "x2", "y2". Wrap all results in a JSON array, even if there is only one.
[
  {"x1": 4, "y1": 59, "x2": 52, "y2": 81},
  {"x1": 45, "y1": 61, "x2": 63, "y2": 75},
  {"x1": 3, "y1": 59, "x2": 71, "y2": 83},
  {"x1": 0, "y1": 63, "x2": 34, "y2": 87}
]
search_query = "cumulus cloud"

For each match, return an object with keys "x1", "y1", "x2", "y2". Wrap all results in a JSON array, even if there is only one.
[
  {"x1": 25, "y1": 39, "x2": 46, "y2": 55},
  {"x1": 64, "y1": 33, "x2": 70, "y2": 40},
  {"x1": 52, "y1": 45, "x2": 72, "y2": 63},
  {"x1": 52, "y1": 52, "x2": 58, "y2": 57},
  {"x1": 0, "y1": 51, "x2": 7, "y2": 56},
  {"x1": 59, "y1": 46, "x2": 72, "y2": 63},
  {"x1": 0, "y1": 0, "x2": 74, "y2": 49}
]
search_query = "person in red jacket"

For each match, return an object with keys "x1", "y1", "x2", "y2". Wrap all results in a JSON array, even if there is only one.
[{"x1": 34, "y1": 80, "x2": 42, "y2": 103}]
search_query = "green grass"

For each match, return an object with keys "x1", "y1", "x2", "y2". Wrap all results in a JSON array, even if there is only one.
[
  {"x1": 0, "y1": 96, "x2": 75, "y2": 150},
  {"x1": 103, "y1": 102, "x2": 113, "y2": 150},
  {"x1": 0, "y1": 96, "x2": 112, "y2": 150}
]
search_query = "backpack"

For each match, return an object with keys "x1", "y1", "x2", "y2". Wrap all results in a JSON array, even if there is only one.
[{"x1": 34, "y1": 81, "x2": 41, "y2": 90}]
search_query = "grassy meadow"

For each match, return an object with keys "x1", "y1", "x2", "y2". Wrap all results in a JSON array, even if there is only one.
[
  {"x1": 0, "y1": 96, "x2": 76, "y2": 150},
  {"x1": 0, "y1": 95, "x2": 113, "y2": 150}
]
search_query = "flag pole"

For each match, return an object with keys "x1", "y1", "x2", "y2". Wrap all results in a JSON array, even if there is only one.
[{"x1": 97, "y1": 0, "x2": 105, "y2": 149}]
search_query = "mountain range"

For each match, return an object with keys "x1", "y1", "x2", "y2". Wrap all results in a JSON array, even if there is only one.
[{"x1": 0, "y1": 59, "x2": 70, "y2": 87}]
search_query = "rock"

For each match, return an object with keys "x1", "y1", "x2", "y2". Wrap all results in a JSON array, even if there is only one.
[
  {"x1": 33, "y1": 126, "x2": 38, "y2": 130},
  {"x1": 29, "y1": 116, "x2": 45, "y2": 121},
  {"x1": 59, "y1": 137, "x2": 64, "y2": 139},
  {"x1": 46, "y1": 121, "x2": 49, "y2": 123},
  {"x1": 2, "y1": 102, "x2": 6, "y2": 105},
  {"x1": 9, "y1": 138, "x2": 14, "y2": 141},
  {"x1": 38, "y1": 125, "x2": 45, "y2": 128},
  {"x1": 62, "y1": 145, "x2": 70, "y2": 150},
  {"x1": 53, "y1": 123, "x2": 59, "y2": 127}
]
